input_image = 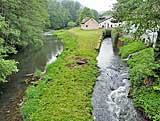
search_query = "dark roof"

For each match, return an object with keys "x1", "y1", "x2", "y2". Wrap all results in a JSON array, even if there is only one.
[
  {"x1": 81, "y1": 17, "x2": 91, "y2": 24},
  {"x1": 99, "y1": 16, "x2": 112, "y2": 23}
]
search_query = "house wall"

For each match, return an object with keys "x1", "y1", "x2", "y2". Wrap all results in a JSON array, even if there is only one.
[
  {"x1": 81, "y1": 18, "x2": 99, "y2": 30},
  {"x1": 99, "y1": 19, "x2": 121, "y2": 29}
]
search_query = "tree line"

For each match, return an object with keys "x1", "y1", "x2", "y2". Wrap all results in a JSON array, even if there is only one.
[
  {"x1": 48, "y1": 0, "x2": 99, "y2": 29},
  {"x1": 0, "y1": 0, "x2": 99, "y2": 83}
]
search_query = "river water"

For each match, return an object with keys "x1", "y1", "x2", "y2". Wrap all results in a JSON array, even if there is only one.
[
  {"x1": 92, "y1": 38, "x2": 143, "y2": 121},
  {"x1": 0, "y1": 33, "x2": 63, "y2": 121}
]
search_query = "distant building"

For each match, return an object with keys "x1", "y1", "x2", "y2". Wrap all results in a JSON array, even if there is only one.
[
  {"x1": 99, "y1": 16, "x2": 121, "y2": 29},
  {"x1": 81, "y1": 17, "x2": 99, "y2": 30}
]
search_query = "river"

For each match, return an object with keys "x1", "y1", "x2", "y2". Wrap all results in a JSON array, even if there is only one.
[
  {"x1": 0, "y1": 33, "x2": 63, "y2": 121},
  {"x1": 92, "y1": 38, "x2": 144, "y2": 121}
]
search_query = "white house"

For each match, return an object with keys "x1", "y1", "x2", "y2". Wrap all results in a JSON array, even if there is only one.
[{"x1": 99, "y1": 16, "x2": 121, "y2": 29}]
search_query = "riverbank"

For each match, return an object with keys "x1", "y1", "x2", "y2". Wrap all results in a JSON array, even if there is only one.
[
  {"x1": 117, "y1": 35, "x2": 160, "y2": 121},
  {"x1": 0, "y1": 35, "x2": 63, "y2": 121},
  {"x1": 21, "y1": 28, "x2": 102, "y2": 120}
]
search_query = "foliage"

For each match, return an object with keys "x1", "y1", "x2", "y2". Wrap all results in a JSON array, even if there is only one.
[
  {"x1": 61, "y1": 0, "x2": 81, "y2": 22},
  {"x1": 21, "y1": 28, "x2": 102, "y2": 121},
  {"x1": 78, "y1": 7, "x2": 99, "y2": 24},
  {"x1": 120, "y1": 39, "x2": 160, "y2": 120},
  {"x1": 128, "y1": 48, "x2": 159, "y2": 87},
  {"x1": 67, "y1": 21, "x2": 77, "y2": 28},
  {"x1": 0, "y1": 0, "x2": 49, "y2": 82},
  {"x1": 91, "y1": 9, "x2": 99, "y2": 21},
  {"x1": 101, "y1": 10, "x2": 113, "y2": 17},
  {"x1": 48, "y1": 0, "x2": 81, "y2": 29},
  {"x1": 119, "y1": 41, "x2": 146, "y2": 58},
  {"x1": 113, "y1": 0, "x2": 160, "y2": 45},
  {"x1": 0, "y1": 59, "x2": 18, "y2": 83},
  {"x1": 115, "y1": 0, "x2": 160, "y2": 120},
  {"x1": 133, "y1": 87, "x2": 160, "y2": 121}
]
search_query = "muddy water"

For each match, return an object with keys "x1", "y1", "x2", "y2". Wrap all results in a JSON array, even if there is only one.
[
  {"x1": 0, "y1": 33, "x2": 63, "y2": 121},
  {"x1": 92, "y1": 38, "x2": 143, "y2": 121}
]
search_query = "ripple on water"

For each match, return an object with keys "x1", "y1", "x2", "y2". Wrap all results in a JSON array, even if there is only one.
[{"x1": 92, "y1": 38, "x2": 143, "y2": 121}]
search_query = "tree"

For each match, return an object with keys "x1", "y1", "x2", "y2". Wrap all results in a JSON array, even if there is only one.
[
  {"x1": 78, "y1": 7, "x2": 94, "y2": 24},
  {"x1": 101, "y1": 10, "x2": 113, "y2": 17},
  {"x1": 47, "y1": 0, "x2": 81, "y2": 29},
  {"x1": 113, "y1": 0, "x2": 160, "y2": 48},
  {"x1": 61, "y1": 0, "x2": 81, "y2": 22},
  {"x1": 0, "y1": 0, "x2": 49, "y2": 82},
  {"x1": 91, "y1": 9, "x2": 99, "y2": 21},
  {"x1": 0, "y1": 16, "x2": 18, "y2": 82}
]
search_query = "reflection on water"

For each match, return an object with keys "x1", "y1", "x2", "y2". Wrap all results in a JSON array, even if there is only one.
[
  {"x1": 0, "y1": 34, "x2": 63, "y2": 121},
  {"x1": 92, "y1": 38, "x2": 143, "y2": 121}
]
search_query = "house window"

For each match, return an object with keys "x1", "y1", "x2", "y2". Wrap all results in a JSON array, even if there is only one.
[{"x1": 86, "y1": 25, "x2": 88, "y2": 27}]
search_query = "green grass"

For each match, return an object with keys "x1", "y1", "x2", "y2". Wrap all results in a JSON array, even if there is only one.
[{"x1": 21, "y1": 28, "x2": 102, "y2": 121}]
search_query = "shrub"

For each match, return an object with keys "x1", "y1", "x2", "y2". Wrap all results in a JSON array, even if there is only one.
[
  {"x1": 119, "y1": 41, "x2": 146, "y2": 58},
  {"x1": 67, "y1": 21, "x2": 77, "y2": 28},
  {"x1": 133, "y1": 88, "x2": 160, "y2": 121},
  {"x1": 0, "y1": 59, "x2": 18, "y2": 82},
  {"x1": 128, "y1": 48, "x2": 158, "y2": 87}
]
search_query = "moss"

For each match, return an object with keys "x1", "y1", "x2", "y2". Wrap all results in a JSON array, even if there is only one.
[{"x1": 21, "y1": 28, "x2": 102, "y2": 121}]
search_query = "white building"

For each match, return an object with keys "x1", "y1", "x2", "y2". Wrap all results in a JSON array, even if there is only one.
[{"x1": 99, "y1": 16, "x2": 121, "y2": 29}]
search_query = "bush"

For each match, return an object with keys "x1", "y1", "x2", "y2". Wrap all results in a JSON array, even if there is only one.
[
  {"x1": 119, "y1": 41, "x2": 146, "y2": 58},
  {"x1": 128, "y1": 48, "x2": 158, "y2": 87},
  {"x1": 67, "y1": 21, "x2": 76, "y2": 28},
  {"x1": 133, "y1": 87, "x2": 160, "y2": 121},
  {"x1": 0, "y1": 59, "x2": 18, "y2": 82}
]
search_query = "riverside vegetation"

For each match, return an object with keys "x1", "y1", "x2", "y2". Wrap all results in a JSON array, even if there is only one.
[
  {"x1": 112, "y1": 0, "x2": 160, "y2": 120},
  {"x1": 21, "y1": 28, "x2": 102, "y2": 121},
  {"x1": 0, "y1": 0, "x2": 99, "y2": 84},
  {"x1": 115, "y1": 34, "x2": 160, "y2": 120}
]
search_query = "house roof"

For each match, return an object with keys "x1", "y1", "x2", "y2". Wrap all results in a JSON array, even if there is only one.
[{"x1": 81, "y1": 17, "x2": 91, "y2": 24}]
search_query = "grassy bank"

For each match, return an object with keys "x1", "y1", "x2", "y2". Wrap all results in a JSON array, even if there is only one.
[
  {"x1": 21, "y1": 28, "x2": 102, "y2": 121},
  {"x1": 119, "y1": 37, "x2": 160, "y2": 121}
]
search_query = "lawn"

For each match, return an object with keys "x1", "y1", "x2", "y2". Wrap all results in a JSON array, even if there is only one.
[{"x1": 21, "y1": 28, "x2": 102, "y2": 121}]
